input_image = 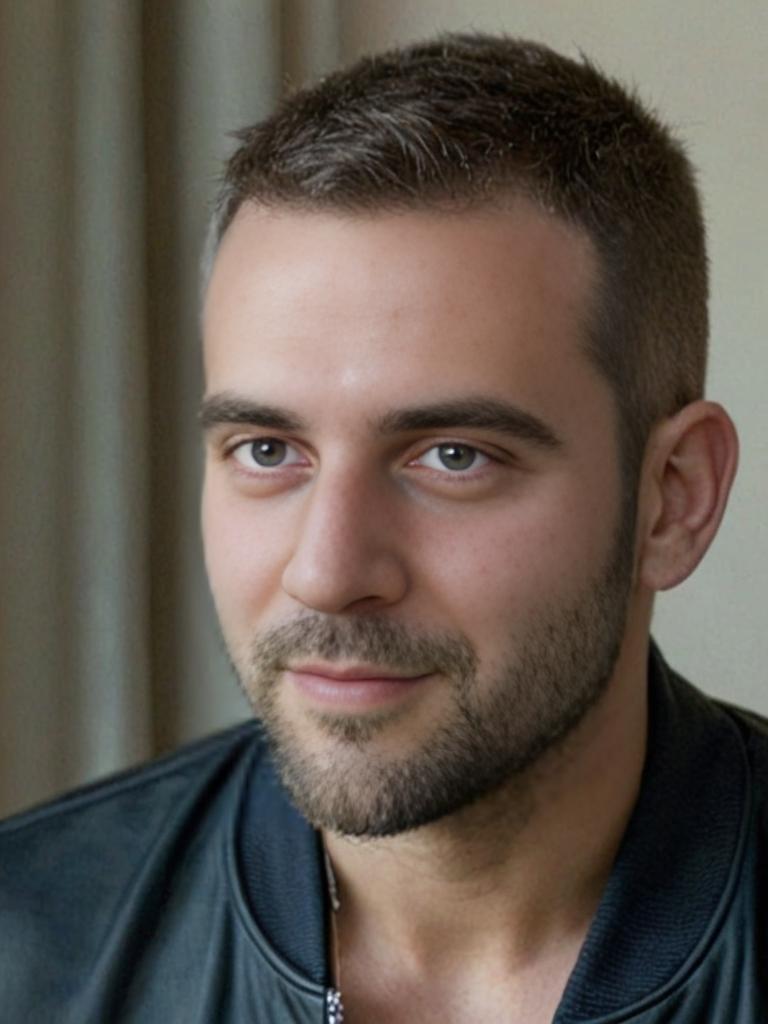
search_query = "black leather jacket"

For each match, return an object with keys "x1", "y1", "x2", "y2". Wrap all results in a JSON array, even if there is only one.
[{"x1": 1, "y1": 648, "x2": 766, "y2": 1022}]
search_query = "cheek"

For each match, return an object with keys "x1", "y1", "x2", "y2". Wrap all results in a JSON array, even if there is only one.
[
  {"x1": 411, "y1": 482, "x2": 615, "y2": 637},
  {"x1": 201, "y1": 479, "x2": 287, "y2": 633}
]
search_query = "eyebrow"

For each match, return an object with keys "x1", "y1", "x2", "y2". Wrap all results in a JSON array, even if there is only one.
[
  {"x1": 200, "y1": 392, "x2": 562, "y2": 450},
  {"x1": 377, "y1": 398, "x2": 563, "y2": 450},
  {"x1": 200, "y1": 394, "x2": 307, "y2": 434}
]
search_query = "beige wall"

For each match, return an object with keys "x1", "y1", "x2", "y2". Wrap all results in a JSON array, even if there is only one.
[{"x1": 338, "y1": 0, "x2": 768, "y2": 710}]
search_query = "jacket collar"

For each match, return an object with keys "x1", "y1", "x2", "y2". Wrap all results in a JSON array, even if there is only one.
[
  {"x1": 555, "y1": 647, "x2": 750, "y2": 1020},
  {"x1": 235, "y1": 736, "x2": 330, "y2": 987},
  {"x1": 234, "y1": 646, "x2": 751, "y2": 1017}
]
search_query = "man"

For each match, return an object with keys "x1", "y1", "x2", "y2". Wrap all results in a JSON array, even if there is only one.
[{"x1": 0, "y1": 32, "x2": 763, "y2": 1023}]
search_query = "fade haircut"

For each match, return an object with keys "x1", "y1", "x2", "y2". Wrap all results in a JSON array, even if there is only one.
[{"x1": 206, "y1": 33, "x2": 708, "y2": 479}]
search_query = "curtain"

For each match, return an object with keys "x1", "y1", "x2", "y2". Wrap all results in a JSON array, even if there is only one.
[{"x1": 0, "y1": 0, "x2": 339, "y2": 816}]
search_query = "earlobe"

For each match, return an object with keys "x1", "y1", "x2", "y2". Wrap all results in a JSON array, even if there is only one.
[{"x1": 637, "y1": 401, "x2": 739, "y2": 592}]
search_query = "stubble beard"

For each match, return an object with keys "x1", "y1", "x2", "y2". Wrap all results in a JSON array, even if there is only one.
[{"x1": 231, "y1": 510, "x2": 636, "y2": 839}]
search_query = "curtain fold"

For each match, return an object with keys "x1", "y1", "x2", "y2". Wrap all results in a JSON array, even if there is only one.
[
  {"x1": 0, "y1": 0, "x2": 325, "y2": 816},
  {"x1": 1, "y1": 0, "x2": 82, "y2": 814},
  {"x1": 68, "y1": 0, "x2": 152, "y2": 782}
]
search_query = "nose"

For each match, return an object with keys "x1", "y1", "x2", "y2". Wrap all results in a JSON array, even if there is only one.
[{"x1": 281, "y1": 466, "x2": 409, "y2": 614}]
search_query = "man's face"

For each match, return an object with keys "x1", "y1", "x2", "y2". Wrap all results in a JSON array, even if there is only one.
[{"x1": 202, "y1": 202, "x2": 636, "y2": 837}]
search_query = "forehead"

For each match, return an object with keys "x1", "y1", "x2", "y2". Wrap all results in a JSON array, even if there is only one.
[{"x1": 202, "y1": 202, "x2": 604, "y2": 427}]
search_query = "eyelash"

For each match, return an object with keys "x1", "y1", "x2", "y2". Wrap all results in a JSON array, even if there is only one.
[{"x1": 223, "y1": 436, "x2": 502, "y2": 483}]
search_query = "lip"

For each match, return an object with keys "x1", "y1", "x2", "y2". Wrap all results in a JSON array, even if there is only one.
[
  {"x1": 284, "y1": 663, "x2": 433, "y2": 711},
  {"x1": 286, "y1": 661, "x2": 424, "y2": 682}
]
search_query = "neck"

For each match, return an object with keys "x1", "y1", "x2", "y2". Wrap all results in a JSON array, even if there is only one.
[{"x1": 323, "y1": 632, "x2": 649, "y2": 982}]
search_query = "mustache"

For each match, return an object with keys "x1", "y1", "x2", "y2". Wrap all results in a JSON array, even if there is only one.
[{"x1": 247, "y1": 615, "x2": 477, "y2": 680}]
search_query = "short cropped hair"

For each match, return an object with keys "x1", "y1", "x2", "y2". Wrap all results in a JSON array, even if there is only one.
[{"x1": 206, "y1": 33, "x2": 708, "y2": 477}]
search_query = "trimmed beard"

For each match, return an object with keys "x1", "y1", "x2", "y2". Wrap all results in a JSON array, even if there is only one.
[{"x1": 233, "y1": 505, "x2": 636, "y2": 838}]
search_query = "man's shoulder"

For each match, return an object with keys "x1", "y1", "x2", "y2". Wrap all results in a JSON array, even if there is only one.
[
  {"x1": 0, "y1": 718, "x2": 263, "y2": 853},
  {"x1": 662, "y1": 657, "x2": 768, "y2": 762},
  {"x1": 653, "y1": 657, "x2": 768, "y2": 840},
  {"x1": 685, "y1": 681, "x2": 768, "y2": 838},
  {"x1": 0, "y1": 721, "x2": 314, "y2": 1021},
  {"x1": 717, "y1": 699, "x2": 768, "y2": 740},
  {"x1": 715, "y1": 697, "x2": 768, "y2": 794}
]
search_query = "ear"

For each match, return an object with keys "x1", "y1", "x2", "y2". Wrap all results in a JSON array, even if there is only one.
[{"x1": 637, "y1": 401, "x2": 739, "y2": 592}]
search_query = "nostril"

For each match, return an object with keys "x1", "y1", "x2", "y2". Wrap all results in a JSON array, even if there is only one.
[{"x1": 281, "y1": 544, "x2": 409, "y2": 615}]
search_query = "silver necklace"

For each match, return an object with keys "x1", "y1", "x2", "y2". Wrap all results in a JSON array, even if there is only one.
[
  {"x1": 326, "y1": 987, "x2": 344, "y2": 1024},
  {"x1": 323, "y1": 843, "x2": 345, "y2": 1023}
]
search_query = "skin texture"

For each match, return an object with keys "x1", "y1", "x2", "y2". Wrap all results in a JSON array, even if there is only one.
[
  {"x1": 202, "y1": 202, "x2": 633, "y2": 828},
  {"x1": 201, "y1": 202, "x2": 738, "y2": 1022}
]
